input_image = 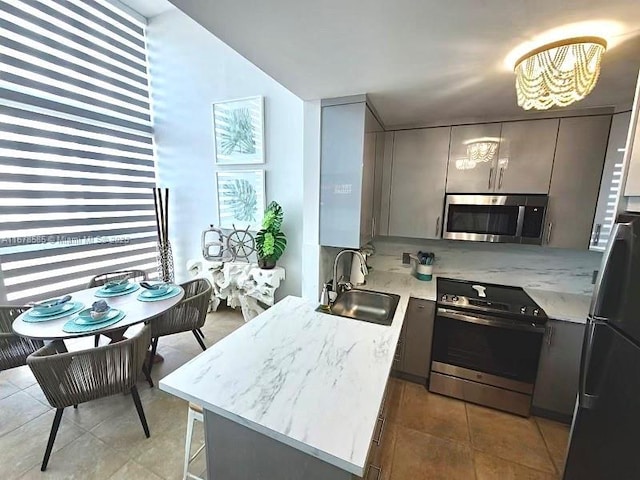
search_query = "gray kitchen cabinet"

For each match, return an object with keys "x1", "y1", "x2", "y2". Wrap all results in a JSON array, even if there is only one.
[
  {"x1": 496, "y1": 119, "x2": 558, "y2": 194},
  {"x1": 533, "y1": 319, "x2": 585, "y2": 422},
  {"x1": 388, "y1": 128, "x2": 450, "y2": 238},
  {"x1": 376, "y1": 131, "x2": 394, "y2": 237},
  {"x1": 446, "y1": 123, "x2": 502, "y2": 193},
  {"x1": 591, "y1": 112, "x2": 631, "y2": 251},
  {"x1": 319, "y1": 97, "x2": 383, "y2": 248},
  {"x1": 394, "y1": 297, "x2": 434, "y2": 382},
  {"x1": 372, "y1": 132, "x2": 387, "y2": 238},
  {"x1": 545, "y1": 115, "x2": 611, "y2": 249}
]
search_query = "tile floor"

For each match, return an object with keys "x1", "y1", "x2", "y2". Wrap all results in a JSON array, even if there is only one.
[
  {"x1": 0, "y1": 308, "x2": 570, "y2": 480},
  {"x1": 381, "y1": 379, "x2": 570, "y2": 480}
]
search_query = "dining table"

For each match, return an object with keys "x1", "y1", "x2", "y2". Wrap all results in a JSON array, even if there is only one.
[{"x1": 11, "y1": 284, "x2": 185, "y2": 350}]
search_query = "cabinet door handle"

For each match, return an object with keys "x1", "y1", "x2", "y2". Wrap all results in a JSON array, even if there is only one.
[
  {"x1": 488, "y1": 167, "x2": 494, "y2": 189},
  {"x1": 592, "y1": 223, "x2": 602, "y2": 246},
  {"x1": 546, "y1": 221, "x2": 553, "y2": 245},
  {"x1": 546, "y1": 324, "x2": 554, "y2": 346},
  {"x1": 365, "y1": 465, "x2": 382, "y2": 480},
  {"x1": 372, "y1": 414, "x2": 386, "y2": 445},
  {"x1": 435, "y1": 216, "x2": 440, "y2": 237},
  {"x1": 371, "y1": 216, "x2": 376, "y2": 239},
  {"x1": 498, "y1": 167, "x2": 504, "y2": 189}
]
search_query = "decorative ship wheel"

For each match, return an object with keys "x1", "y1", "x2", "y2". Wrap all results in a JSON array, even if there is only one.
[{"x1": 225, "y1": 225, "x2": 256, "y2": 261}]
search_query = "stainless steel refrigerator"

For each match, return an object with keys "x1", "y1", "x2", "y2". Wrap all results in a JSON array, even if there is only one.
[{"x1": 564, "y1": 213, "x2": 640, "y2": 480}]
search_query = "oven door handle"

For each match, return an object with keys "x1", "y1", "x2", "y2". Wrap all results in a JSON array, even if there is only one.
[{"x1": 437, "y1": 308, "x2": 546, "y2": 333}]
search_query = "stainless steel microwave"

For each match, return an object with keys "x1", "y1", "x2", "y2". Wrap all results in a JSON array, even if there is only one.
[{"x1": 443, "y1": 194, "x2": 548, "y2": 245}]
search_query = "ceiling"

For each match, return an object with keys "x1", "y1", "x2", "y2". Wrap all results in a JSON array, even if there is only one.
[
  {"x1": 166, "y1": 0, "x2": 640, "y2": 128},
  {"x1": 119, "y1": 0, "x2": 174, "y2": 19}
]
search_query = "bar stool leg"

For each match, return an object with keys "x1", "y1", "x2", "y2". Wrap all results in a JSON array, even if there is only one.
[{"x1": 183, "y1": 405, "x2": 205, "y2": 480}]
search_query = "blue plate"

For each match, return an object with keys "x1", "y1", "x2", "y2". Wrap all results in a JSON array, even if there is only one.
[
  {"x1": 102, "y1": 281, "x2": 131, "y2": 293},
  {"x1": 137, "y1": 286, "x2": 181, "y2": 302},
  {"x1": 63, "y1": 310, "x2": 126, "y2": 333},
  {"x1": 95, "y1": 283, "x2": 140, "y2": 298},
  {"x1": 74, "y1": 308, "x2": 122, "y2": 325},
  {"x1": 31, "y1": 300, "x2": 72, "y2": 316},
  {"x1": 140, "y1": 284, "x2": 172, "y2": 297}
]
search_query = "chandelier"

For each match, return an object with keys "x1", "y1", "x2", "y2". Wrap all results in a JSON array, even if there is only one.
[
  {"x1": 514, "y1": 36, "x2": 607, "y2": 110},
  {"x1": 464, "y1": 138, "x2": 500, "y2": 164}
]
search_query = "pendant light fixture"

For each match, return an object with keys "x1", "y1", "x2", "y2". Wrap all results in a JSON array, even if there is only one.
[{"x1": 514, "y1": 36, "x2": 607, "y2": 110}]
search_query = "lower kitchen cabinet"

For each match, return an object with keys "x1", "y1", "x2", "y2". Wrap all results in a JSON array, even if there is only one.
[
  {"x1": 532, "y1": 319, "x2": 586, "y2": 423},
  {"x1": 392, "y1": 297, "x2": 435, "y2": 383}
]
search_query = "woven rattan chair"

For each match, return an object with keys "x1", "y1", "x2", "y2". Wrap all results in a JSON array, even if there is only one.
[
  {"x1": 147, "y1": 279, "x2": 212, "y2": 380},
  {"x1": 27, "y1": 324, "x2": 152, "y2": 471},
  {"x1": 0, "y1": 306, "x2": 44, "y2": 372},
  {"x1": 88, "y1": 270, "x2": 148, "y2": 347}
]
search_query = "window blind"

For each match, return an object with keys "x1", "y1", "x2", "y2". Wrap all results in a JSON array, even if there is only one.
[{"x1": 0, "y1": 0, "x2": 158, "y2": 303}]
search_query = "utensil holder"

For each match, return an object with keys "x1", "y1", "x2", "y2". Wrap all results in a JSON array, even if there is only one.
[
  {"x1": 157, "y1": 241, "x2": 175, "y2": 283},
  {"x1": 415, "y1": 263, "x2": 433, "y2": 281}
]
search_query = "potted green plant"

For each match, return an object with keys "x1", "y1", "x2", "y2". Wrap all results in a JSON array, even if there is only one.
[{"x1": 256, "y1": 201, "x2": 287, "y2": 269}]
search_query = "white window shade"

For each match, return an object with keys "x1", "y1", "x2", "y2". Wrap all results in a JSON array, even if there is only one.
[{"x1": 0, "y1": 0, "x2": 158, "y2": 302}]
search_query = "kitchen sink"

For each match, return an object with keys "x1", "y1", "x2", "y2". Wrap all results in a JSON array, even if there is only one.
[{"x1": 317, "y1": 289, "x2": 400, "y2": 326}]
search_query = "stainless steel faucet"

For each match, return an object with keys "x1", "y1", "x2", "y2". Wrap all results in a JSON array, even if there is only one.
[{"x1": 332, "y1": 250, "x2": 369, "y2": 300}]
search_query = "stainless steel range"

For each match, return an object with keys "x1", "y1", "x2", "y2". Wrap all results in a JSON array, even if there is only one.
[{"x1": 429, "y1": 278, "x2": 548, "y2": 417}]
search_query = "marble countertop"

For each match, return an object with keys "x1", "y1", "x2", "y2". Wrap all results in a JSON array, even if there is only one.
[
  {"x1": 159, "y1": 295, "x2": 407, "y2": 477},
  {"x1": 363, "y1": 270, "x2": 591, "y2": 324}
]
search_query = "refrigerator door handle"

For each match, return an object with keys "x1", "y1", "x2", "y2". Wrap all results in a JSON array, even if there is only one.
[
  {"x1": 578, "y1": 319, "x2": 599, "y2": 409},
  {"x1": 590, "y1": 222, "x2": 631, "y2": 318}
]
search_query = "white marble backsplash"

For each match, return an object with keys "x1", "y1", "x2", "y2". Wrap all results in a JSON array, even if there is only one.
[{"x1": 369, "y1": 238, "x2": 602, "y2": 295}]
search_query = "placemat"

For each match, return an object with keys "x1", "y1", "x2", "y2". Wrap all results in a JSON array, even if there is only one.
[{"x1": 23, "y1": 302, "x2": 85, "y2": 323}]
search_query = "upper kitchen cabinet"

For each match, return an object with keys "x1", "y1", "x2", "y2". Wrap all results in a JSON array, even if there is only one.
[
  {"x1": 545, "y1": 115, "x2": 612, "y2": 249},
  {"x1": 496, "y1": 119, "x2": 558, "y2": 194},
  {"x1": 446, "y1": 123, "x2": 501, "y2": 193},
  {"x1": 388, "y1": 128, "x2": 450, "y2": 238},
  {"x1": 591, "y1": 112, "x2": 631, "y2": 251},
  {"x1": 319, "y1": 97, "x2": 383, "y2": 248}
]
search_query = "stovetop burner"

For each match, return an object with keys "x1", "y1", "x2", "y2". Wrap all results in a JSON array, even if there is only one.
[{"x1": 436, "y1": 277, "x2": 548, "y2": 324}]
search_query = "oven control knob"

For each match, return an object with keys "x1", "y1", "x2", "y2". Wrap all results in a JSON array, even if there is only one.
[
  {"x1": 533, "y1": 309, "x2": 540, "y2": 316},
  {"x1": 451, "y1": 295, "x2": 459, "y2": 302},
  {"x1": 520, "y1": 306, "x2": 527, "y2": 314},
  {"x1": 441, "y1": 294, "x2": 448, "y2": 302}
]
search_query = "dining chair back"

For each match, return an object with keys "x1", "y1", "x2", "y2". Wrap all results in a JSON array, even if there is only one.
[
  {"x1": 0, "y1": 306, "x2": 44, "y2": 372},
  {"x1": 146, "y1": 279, "x2": 212, "y2": 382},
  {"x1": 27, "y1": 324, "x2": 152, "y2": 471},
  {"x1": 88, "y1": 269, "x2": 147, "y2": 288}
]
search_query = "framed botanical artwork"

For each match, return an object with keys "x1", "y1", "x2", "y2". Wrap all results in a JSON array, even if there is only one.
[
  {"x1": 216, "y1": 170, "x2": 266, "y2": 230},
  {"x1": 213, "y1": 96, "x2": 265, "y2": 164}
]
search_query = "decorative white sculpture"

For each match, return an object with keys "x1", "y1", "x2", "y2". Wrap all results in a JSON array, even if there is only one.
[{"x1": 187, "y1": 259, "x2": 285, "y2": 322}]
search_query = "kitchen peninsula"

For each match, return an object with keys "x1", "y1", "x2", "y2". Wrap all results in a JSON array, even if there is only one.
[{"x1": 160, "y1": 295, "x2": 407, "y2": 479}]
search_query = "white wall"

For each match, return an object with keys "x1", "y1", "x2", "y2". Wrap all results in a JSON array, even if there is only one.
[
  {"x1": 146, "y1": 9, "x2": 304, "y2": 298},
  {"x1": 301, "y1": 100, "x2": 321, "y2": 300}
]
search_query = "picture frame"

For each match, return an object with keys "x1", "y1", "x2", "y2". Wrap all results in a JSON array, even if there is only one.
[
  {"x1": 213, "y1": 96, "x2": 265, "y2": 165},
  {"x1": 216, "y1": 170, "x2": 266, "y2": 230}
]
